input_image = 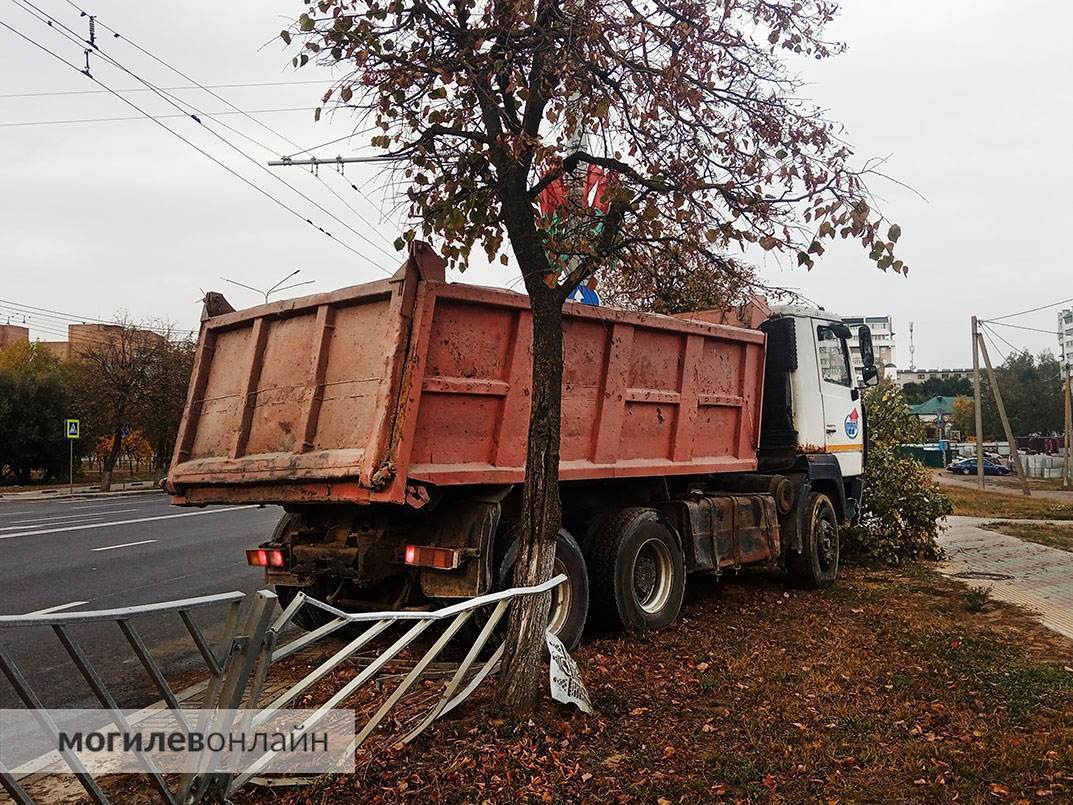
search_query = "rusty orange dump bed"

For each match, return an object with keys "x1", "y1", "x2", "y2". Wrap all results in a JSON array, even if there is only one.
[{"x1": 168, "y1": 245, "x2": 766, "y2": 507}]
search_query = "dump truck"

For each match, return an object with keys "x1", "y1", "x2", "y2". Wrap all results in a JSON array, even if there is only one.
[{"x1": 166, "y1": 243, "x2": 879, "y2": 649}]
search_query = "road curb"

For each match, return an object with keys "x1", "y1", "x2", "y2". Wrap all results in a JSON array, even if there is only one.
[{"x1": 0, "y1": 488, "x2": 165, "y2": 504}]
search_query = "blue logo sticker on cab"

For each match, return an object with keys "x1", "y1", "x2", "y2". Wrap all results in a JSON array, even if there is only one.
[{"x1": 844, "y1": 409, "x2": 860, "y2": 439}]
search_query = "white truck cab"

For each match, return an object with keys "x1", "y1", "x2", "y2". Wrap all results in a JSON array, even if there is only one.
[
  {"x1": 771, "y1": 305, "x2": 874, "y2": 478},
  {"x1": 758, "y1": 305, "x2": 879, "y2": 527}
]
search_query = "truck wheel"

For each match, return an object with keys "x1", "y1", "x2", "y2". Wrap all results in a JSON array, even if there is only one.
[
  {"x1": 267, "y1": 513, "x2": 339, "y2": 632},
  {"x1": 587, "y1": 508, "x2": 685, "y2": 632},
  {"x1": 499, "y1": 527, "x2": 589, "y2": 651},
  {"x1": 787, "y1": 492, "x2": 839, "y2": 589}
]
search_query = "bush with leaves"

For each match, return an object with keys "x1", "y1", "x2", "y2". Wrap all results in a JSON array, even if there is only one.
[{"x1": 843, "y1": 381, "x2": 951, "y2": 563}]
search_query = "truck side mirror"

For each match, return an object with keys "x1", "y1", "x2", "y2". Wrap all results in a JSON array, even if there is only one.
[{"x1": 857, "y1": 325, "x2": 879, "y2": 386}]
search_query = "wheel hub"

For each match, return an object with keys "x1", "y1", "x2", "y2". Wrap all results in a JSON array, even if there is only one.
[
  {"x1": 633, "y1": 538, "x2": 674, "y2": 614},
  {"x1": 547, "y1": 557, "x2": 572, "y2": 636},
  {"x1": 816, "y1": 517, "x2": 836, "y2": 567}
]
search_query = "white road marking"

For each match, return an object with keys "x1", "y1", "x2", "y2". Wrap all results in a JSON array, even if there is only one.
[
  {"x1": 24, "y1": 600, "x2": 89, "y2": 616},
  {"x1": 91, "y1": 539, "x2": 157, "y2": 552},
  {"x1": 3, "y1": 508, "x2": 141, "y2": 528},
  {"x1": 0, "y1": 506, "x2": 255, "y2": 540},
  {"x1": 70, "y1": 500, "x2": 158, "y2": 510}
]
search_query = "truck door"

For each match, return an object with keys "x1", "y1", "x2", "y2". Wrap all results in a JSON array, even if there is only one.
[{"x1": 814, "y1": 322, "x2": 864, "y2": 476}]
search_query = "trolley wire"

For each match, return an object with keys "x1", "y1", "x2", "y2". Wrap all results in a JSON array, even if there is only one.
[
  {"x1": 0, "y1": 106, "x2": 310, "y2": 129},
  {"x1": 60, "y1": 0, "x2": 307, "y2": 154},
  {"x1": 0, "y1": 78, "x2": 329, "y2": 99},
  {"x1": 10, "y1": 0, "x2": 396, "y2": 272},
  {"x1": 0, "y1": 18, "x2": 386, "y2": 270}
]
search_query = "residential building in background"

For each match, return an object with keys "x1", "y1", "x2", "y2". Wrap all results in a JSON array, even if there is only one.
[
  {"x1": 0, "y1": 322, "x2": 159, "y2": 361},
  {"x1": 1059, "y1": 309, "x2": 1073, "y2": 378},
  {"x1": 0, "y1": 324, "x2": 29, "y2": 349},
  {"x1": 895, "y1": 367, "x2": 973, "y2": 388},
  {"x1": 842, "y1": 315, "x2": 896, "y2": 380}
]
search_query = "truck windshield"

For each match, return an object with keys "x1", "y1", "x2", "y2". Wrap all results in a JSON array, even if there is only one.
[{"x1": 817, "y1": 325, "x2": 851, "y2": 387}]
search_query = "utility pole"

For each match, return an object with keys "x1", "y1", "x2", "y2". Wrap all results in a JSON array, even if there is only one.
[
  {"x1": 1064, "y1": 369, "x2": 1072, "y2": 489},
  {"x1": 971, "y1": 316, "x2": 985, "y2": 489},
  {"x1": 977, "y1": 331, "x2": 1031, "y2": 496}
]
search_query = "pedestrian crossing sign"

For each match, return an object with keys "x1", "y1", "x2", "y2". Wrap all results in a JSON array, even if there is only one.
[{"x1": 65, "y1": 419, "x2": 80, "y2": 439}]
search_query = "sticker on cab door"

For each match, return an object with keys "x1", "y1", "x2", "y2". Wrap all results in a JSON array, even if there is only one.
[{"x1": 844, "y1": 409, "x2": 860, "y2": 439}]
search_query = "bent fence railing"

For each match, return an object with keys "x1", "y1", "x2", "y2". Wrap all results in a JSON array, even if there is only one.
[
  {"x1": 0, "y1": 590, "x2": 254, "y2": 805},
  {"x1": 0, "y1": 576, "x2": 566, "y2": 804}
]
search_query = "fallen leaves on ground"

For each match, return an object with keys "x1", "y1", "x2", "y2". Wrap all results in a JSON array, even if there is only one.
[{"x1": 249, "y1": 564, "x2": 1073, "y2": 803}]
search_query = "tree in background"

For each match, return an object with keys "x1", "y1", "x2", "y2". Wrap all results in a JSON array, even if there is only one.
[
  {"x1": 69, "y1": 318, "x2": 171, "y2": 491},
  {"x1": 0, "y1": 342, "x2": 75, "y2": 484},
  {"x1": 599, "y1": 254, "x2": 760, "y2": 315},
  {"x1": 844, "y1": 381, "x2": 950, "y2": 563},
  {"x1": 943, "y1": 351, "x2": 1062, "y2": 442},
  {"x1": 133, "y1": 331, "x2": 195, "y2": 479},
  {"x1": 288, "y1": 0, "x2": 909, "y2": 711},
  {"x1": 951, "y1": 395, "x2": 974, "y2": 440},
  {"x1": 901, "y1": 375, "x2": 972, "y2": 406}
]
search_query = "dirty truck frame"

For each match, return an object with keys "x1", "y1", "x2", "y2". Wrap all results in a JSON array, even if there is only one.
[{"x1": 167, "y1": 242, "x2": 876, "y2": 647}]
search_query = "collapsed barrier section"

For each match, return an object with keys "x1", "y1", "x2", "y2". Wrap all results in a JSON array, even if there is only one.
[
  {"x1": 0, "y1": 591, "x2": 249, "y2": 805},
  {"x1": 0, "y1": 576, "x2": 567, "y2": 804}
]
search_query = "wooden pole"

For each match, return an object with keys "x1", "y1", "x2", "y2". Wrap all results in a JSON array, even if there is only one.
[
  {"x1": 972, "y1": 316, "x2": 985, "y2": 489},
  {"x1": 977, "y1": 332, "x2": 1030, "y2": 496}
]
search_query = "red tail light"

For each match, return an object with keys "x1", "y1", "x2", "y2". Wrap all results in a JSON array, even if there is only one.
[
  {"x1": 246, "y1": 548, "x2": 285, "y2": 568},
  {"x1": 403, "y1": 545, "x2": 461, "y2": 570}
]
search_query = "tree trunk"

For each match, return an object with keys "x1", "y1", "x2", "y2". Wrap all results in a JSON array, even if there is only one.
[
  {"x1": 498, "y1": 289, "x2": 565, "y2": 714},
  {"x1": 100, "y1": 426, "x2": 123, "y2": 492}
]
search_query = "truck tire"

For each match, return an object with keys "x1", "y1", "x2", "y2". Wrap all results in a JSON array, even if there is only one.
[
  {"x1": 499, "y1": 527, "x2": 589, "y2": 651},
  {"x1": 587, "y1": 508, "x2": 685, "y2": 632},
  {"x1": 268, "y1": 513, "x2": 339, "y2": 632},
  {"x1": 786, "y1": 492, "x2": 839, "y2": 589}
]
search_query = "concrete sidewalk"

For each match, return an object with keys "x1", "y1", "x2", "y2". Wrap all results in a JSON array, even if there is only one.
[{"x1": 938, "y1": 515, "x2": 1073, "y2": 642}]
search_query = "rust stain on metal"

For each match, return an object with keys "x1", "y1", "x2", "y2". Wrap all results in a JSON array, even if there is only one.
[{"x1": 168, "y1": 243, "x2": 766, "y2": 507}]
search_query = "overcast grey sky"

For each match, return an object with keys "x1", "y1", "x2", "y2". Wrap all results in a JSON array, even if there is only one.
[{"x1": 1, "y1": 0, "x2": 1069, "y2": 368}]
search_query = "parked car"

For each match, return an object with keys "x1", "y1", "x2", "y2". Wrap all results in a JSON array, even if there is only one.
[{"x1": 946, "y1": 458, "x2": 1010, "y2": 476}]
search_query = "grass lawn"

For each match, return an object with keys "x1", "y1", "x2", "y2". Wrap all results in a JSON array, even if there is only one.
[
  {"x1": 207, "y1": 564, "x2": 1073, "y2": 804},
  {"x1": 983, "y1": 520, "x2": 1073, "y2": 553},
  {"x1": 944, "y1": 484, "x2": 1073, "y2": 520}
]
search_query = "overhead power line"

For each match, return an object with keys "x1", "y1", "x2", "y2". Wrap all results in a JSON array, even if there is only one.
[
  {"x1": 10, "y1": 0, "x2": 397, "y2": 270},
  {"x1": 0, "y1": 17, "x2": 386, "y2": 271},
  {"x1": 985, "y1": 320, "x2": 1060, "y2": 336},
  {"x1": 0, "y1": 298, "x2": 196, "y2": 334},
  {"x1": 61, "y1": 0, "x2": 306, "y2": 154},
  {"x1": 983, "y1": 295, "x2": 1073, "y2": 323},
  {"x1": 282, "y1": 130, "x2": 374, "y2": 159},
  {"x1": 0, "y1": 106, "x2": 311, "y2": 128},
  {"x1": 980, "y1": 323, "x2": 1017, "y2": 360},
  {"x1": 0, "y1": 78, "x2": 329, "y2": 99}
]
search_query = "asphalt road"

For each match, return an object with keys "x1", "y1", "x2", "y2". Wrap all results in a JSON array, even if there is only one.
[{"x1": 0, "y1": 492, "x2": 284, "y2": 711}]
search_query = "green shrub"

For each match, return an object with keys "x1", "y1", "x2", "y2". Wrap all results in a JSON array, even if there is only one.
[{"x1": 843, "y1": 382, "x2": 952, "y2": 564}]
